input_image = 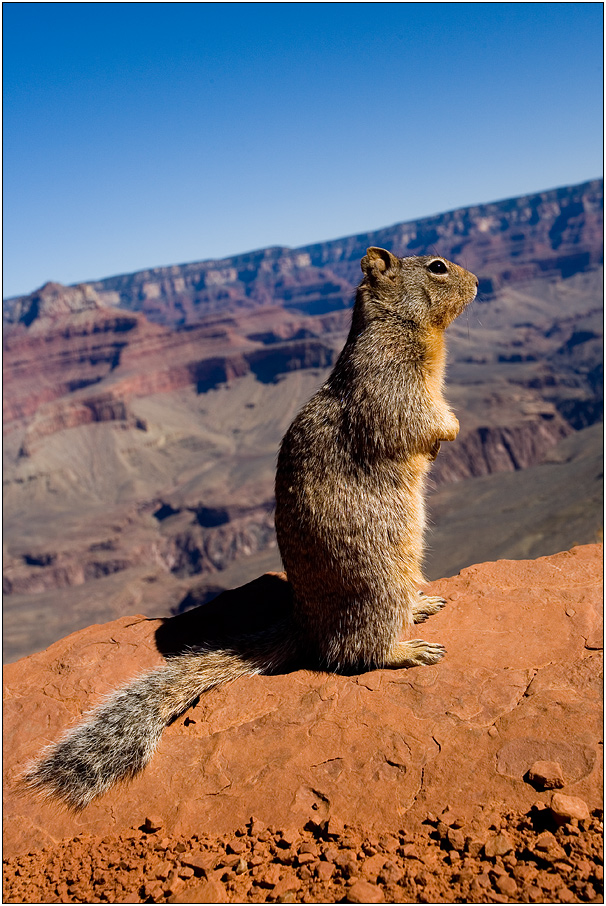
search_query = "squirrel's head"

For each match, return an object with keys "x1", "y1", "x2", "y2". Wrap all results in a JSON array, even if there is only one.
[{"x1": 360, "y1": 248, "x2": 478, "y2": 329}]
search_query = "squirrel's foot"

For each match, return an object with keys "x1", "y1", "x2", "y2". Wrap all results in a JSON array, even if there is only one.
[
  {"x1": 387, "y1": 639, "x2": 446, "y2": 668},
  {"x1": 413, "y1": 591, "x2": 446, "y2": 624}
]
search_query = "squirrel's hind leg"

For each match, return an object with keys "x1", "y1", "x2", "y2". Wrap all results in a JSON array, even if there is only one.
[
  {"x1": 413, "y1": 591, "x2": 446, "y2": 624},
  {"x1": 385, "y1": 638, "x2": 446, "y2": 668}
]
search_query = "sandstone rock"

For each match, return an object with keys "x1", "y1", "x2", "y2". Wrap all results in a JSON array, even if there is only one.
[
  {"x1": 484, "y1": 832, "x2": 514, "y2": 858},
  {"x1": 2, "y1": 546, "x2": 603, "y2": 861},
  {"x1": 168, "y1": 878, "x2": 228, "y2": 903},
  {"x1": 347, "y1": 879, "x2": 384, "y2": 903},
  {"x1": 495, "y1": 874, "x2": 518, "y2": 896},
  {"x1": 526, "y1": 760, "x2": 565, "y2": 790},
  {"x1": 549, "y1": 792, "x2": 591, "y2": 824}
]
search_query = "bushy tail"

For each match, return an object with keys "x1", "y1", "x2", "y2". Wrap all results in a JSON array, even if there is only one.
[{"x1": 24, "y1": 621, "x2": 297, "y2": 811}]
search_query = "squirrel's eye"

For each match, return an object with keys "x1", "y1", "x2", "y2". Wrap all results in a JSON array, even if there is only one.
[{"x1": 427, "y1": 260, "x2": 448, "y2": 275}]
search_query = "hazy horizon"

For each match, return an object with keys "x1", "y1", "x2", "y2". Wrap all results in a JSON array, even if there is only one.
[{"x1": 3, "y1": 174, "x2": 601, "y2": 300}]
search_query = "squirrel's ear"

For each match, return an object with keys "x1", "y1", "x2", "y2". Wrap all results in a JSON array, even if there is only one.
[{"x1": 361, "y1": 247, "x2": 398, "y2": 278}]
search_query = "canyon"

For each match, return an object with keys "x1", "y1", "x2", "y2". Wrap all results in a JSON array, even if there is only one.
[{"x1": 2, "y1": 178, "x2": 603, "y2": 662}]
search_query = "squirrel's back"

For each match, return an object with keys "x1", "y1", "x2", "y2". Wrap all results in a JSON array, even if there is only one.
[{"x1": 275, "y1": 248, "x2": 477, "y2": 671}]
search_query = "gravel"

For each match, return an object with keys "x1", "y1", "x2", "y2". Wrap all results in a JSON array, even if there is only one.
[{"x1": 3, "y1": 805, "x2": 603, "y2": 903}]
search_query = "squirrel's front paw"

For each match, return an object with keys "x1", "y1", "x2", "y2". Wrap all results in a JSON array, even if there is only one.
[{"x1": 441, "y1": 415, "x2": 459, "y2": 442}]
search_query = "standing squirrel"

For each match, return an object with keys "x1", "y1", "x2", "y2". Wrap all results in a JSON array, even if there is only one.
[{"x1": 25, "y1": 248, "x2": 478, "y2": 810}]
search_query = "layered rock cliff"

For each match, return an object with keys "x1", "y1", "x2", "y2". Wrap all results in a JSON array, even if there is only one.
[{"x1": 4, "y1": 179, "x2": 602, "y2": 328}]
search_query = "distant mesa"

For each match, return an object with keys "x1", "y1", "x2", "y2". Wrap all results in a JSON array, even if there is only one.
[
  {"x1": 9, "y1": 281, "x2": 103, "y2": 329},
  {"x1": 3, "y1": 178, "x2": 603, "y2": 329}
]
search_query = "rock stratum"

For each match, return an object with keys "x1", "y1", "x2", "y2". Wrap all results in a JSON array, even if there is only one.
[
  {"x1": 5, "y1": 178, "x2": 603, "y2": 327},
  {"x1": 3, "y1": 179, "x2": 603, "y2": 663},
  {"x1": 4, "y1": 546, "x2": 602, "y2": 847}
]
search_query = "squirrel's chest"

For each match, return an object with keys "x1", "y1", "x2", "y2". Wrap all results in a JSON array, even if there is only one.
[{"x1": 421, "y1": 329, "x2": 447, "y2": 394}]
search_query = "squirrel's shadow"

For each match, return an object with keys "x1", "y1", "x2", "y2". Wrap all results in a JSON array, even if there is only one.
[{"x1": 154, "y1": 572, "x2": 300, "y2": 673}]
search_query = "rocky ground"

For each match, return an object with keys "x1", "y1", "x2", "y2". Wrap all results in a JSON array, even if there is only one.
[
  {"x1": 3, "y1": 545, "x2": 602, "y2": 903},
  {"x1": 3, "y1": 804, "x2": 603, "y2": 903}
]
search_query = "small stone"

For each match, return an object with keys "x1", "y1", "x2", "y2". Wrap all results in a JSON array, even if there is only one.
[
  {"x1": 322, "y1": 844, "x2": 339, "y2": 863},
  {"x1": 155, "y1": 860, "x2": 173, "y2": 880},
  {"x1": 258, "y1": 863, "x2": 282, "y2": 888},
  {"x1": 315, "y1": 861, "x2": 335, "y2": 882},
  {"x1": 298, "y1": 842, "x2": 318, "y2": 856},
  {"x1": 549, "y1": 792, "x2": 590, "y2": 824},
  {"x1": 488, "y1": 726, "x2": 498, "y2": 738},
  {"x1": 278, "y1": 828, "x2": 300, "y2": 848},
  {"x1": 249, "y1": 816, "x2": 265, "y2": 836},
  {"x1": 400, "y1": 843, "x2": 420, "y2": 860},
  {"x1": 168, "y1": 879, "x2": 228, "y2": 903},
  {"x1": 526, "y1": 760, "x2": 565, "y2": 790},
  {"x1": 361, "y1": 853, "x2": 387, "y2": 880},
  {"x1": 325, "y1": 816, "x2": 345, "y2": 838},
  {"x1": 378, "y1": 861, "x2": 403, "y2": 884},
  {"x1": 272, "y1": 871, "x2": 302, "y2": 897},
  {"x1": 496, "y1": 875, "x2": 518, "y2": 896},
  {"x1": 435, "y1": 820, "x2": 449, "y2": 841},
  {"x1": 181, "y1": 851, "x2": 218, "y2": 876},
  {"x1": 484, "y1": 832, "x2": 514, "y2": 858},
  {"x1": 378, "y1": 833, "x2": 399, "y2": 853},
  {"x1": 226, "y1": 840, "x2": 247, "y2": 855},
  {"x1": 466, "y1": 834, "x2": 487, "y2": 858},
  {"x1": 346, "y1": 880, "x2": 384, "y2": 903},
  {"x1": 142, "y1": 815, "x2": 163, "y2": 833},
  {"x1": 447, "y1": 827, "x2": 466, "y2": 852},
  {"x1": 535, "y1": 831, "x2": 559, "y2": 851}
]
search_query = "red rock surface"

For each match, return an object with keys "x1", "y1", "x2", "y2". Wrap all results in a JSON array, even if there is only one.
[{"x1": 4, "y1": 545, "x2": 602, "y2": 866}]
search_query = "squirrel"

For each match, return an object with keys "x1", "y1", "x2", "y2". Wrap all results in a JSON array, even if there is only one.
[{"x1": 24, "y1": 248, "x2": 478, "y2": 811}]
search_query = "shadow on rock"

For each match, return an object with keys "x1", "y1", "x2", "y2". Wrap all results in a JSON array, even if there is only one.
[{"x1": 154, "y1": 572, "x2": 296, "y2": 665}]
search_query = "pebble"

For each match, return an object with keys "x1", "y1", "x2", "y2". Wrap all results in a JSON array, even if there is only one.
[
  {"x1": 484, "y1": 832, "x2": 514, "y2": 858},
  {"x1": 315, "y1": 861, "x2": 335, "y2": 882},
  {"x1": 549, "y1": 792, "x2": 590, "y2": 824},
  {"x1": 278, "y1": 828, "x2": 300, "y2": 848},
  {"x1": 526, "y1": 760, "x2": 565, "y2": 790},
  {"x1": 226, "y1": 839, "x2": 247, "y2": 855},
  {"x1": 447, "y1": 827, "x2": 466, "y2": 852},
  {"x1": 325, "y1": 817, "x2": 345, "y2": 838},
  {"x1": 495, "y1": 874, "x2": 518, "y2": 896},
  {"x1": 346, "y1": 879, "x2": 384, "y2": 903}
]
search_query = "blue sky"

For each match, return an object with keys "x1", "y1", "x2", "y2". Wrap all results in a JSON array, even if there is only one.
[{"x1": 3, "y1": 2, "x2": 603, "y2": 298}]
